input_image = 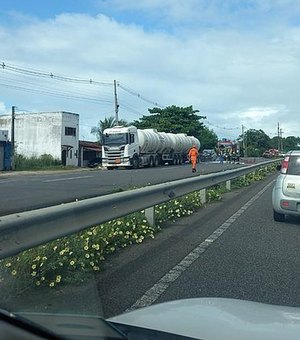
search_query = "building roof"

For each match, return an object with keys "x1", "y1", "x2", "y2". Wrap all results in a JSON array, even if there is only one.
[{"x1": 79, "y1": 140, "x2": 101, "y2": 152}]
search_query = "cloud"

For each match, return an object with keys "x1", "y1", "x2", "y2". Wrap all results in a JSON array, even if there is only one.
[
  {"x1": 0, "y1": 7, "x2": 300, "y2": 140},
  {"x1": 0, "y1": 102, "x2": 8, "y2": 115}
]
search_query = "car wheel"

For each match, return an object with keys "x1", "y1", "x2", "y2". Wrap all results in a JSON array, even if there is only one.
[{"x1": 273, "y1": 210, "x2": 285, "y2": 222}]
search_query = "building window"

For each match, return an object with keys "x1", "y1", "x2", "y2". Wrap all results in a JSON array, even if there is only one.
[{"x1": 65, "y1": 127, "x2": 76, "y2": 136}]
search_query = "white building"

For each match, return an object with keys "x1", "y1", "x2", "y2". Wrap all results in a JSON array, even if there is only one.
[{"x1": 0, "y1": 111, "x2": 79, "y2": 166}]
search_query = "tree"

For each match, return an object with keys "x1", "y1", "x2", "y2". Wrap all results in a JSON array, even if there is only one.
[
  {"x1": 270, "y1": 135, "x2": 300, "y2": 152},
  {"x1": 283, "y1": 136, "x2": 300, "y2": 151},
  {"x1": 199, "y1": 126, "x2": 218, "y2": 149},
  {"x1": 133, "y1": 105, "x2": 207, "y2": 142},
  {"x1": 91, "y1": 116, "x2": 128, "y2": 141},
  {"x1": 238, "y1": 129, "x2": 271, "y2": 156}
]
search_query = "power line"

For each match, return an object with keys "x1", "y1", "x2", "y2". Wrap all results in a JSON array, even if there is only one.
[
  {"x1": 118, "y1": 84, "x2": 163, "y2": 108},
  {"x1": 206, "y1": 121, "x2": 240, "y2": 131},
  {"x1": 1, "y1": 62, "x2": 113, "y2": 86},
  {"x1": 0, "y1": 71, "x2": 114, "y2": 100},
  {"x1": 0, "y1": 82, "x2": 113, "y2": 105},
  {"x1": 119, "y1": 103, "x2": 144, "y2": 117},
  {"x1": 0, "y1": 61, "x2": 163, "y2": 115}
]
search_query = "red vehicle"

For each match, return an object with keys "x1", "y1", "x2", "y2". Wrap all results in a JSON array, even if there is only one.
[{"x1": 263, "y1": 148, "x2": 279, "y2": 158}]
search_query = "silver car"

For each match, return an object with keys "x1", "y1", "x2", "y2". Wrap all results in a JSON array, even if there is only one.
[{"x1": 272, "y1": 150, "x2": 300, "y2": 221}]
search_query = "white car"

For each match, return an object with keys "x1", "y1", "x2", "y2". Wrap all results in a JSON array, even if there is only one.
[{"x1": 272, "y1": 150, "x2": 300, "y2": 221}]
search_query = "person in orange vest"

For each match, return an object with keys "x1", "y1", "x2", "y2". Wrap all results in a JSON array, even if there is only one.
[{"x1": 188, "y1": 145, "x2": 199, "y2": 173}]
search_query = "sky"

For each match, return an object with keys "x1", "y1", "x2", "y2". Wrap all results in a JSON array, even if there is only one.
[{"x1": 0, "y1": 0, "x2": 300, "y2": 141}]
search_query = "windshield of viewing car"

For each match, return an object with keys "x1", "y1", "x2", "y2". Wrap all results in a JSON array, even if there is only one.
[
  {"x1": 103, "y1": 133, "x2": 128, "y2": 146},
  {"x1": 1, "y1": 0, "x2": 300, "y2": 339}
]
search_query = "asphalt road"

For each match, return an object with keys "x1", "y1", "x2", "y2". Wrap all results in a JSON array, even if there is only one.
[
  {"x1": 6, "y1": 169, "x2": 299, "y2": 323},
  {"x1": 91, "y1": 171, "x2": 300, "y2": 318},
  {"x1": 0, "y1": 162, "x2": 244, "y2": 216}
]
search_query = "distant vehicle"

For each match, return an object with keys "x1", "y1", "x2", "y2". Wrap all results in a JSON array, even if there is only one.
[
  {"x1": 263, "y1": 148, "x2": 279, "y2": 158},
  {"x1": 272, "y1": 150, "x2": 300, "y2": 221},
  {"x1": 101, "y1": 125, "x2": 200, "y2": 169},
  {"x1": 200, "y1": 149, "x2": 218, "y2": 162},
  {"x1": 87, "y1": 157, "x2": 102, "y2": 168}
]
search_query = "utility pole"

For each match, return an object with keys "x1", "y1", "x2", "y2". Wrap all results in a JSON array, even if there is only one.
[
  {"x1": 11, "y1": 105, "x2": 16, "y2": 170},
  {"x1": 114, "y1": 80, "x2": 119, "y2": 125},
  {"x1": 280, "y1": 128, "x2": 283, "y2": 153},
  {"x1": 277, "y1": 122, "x2": 280, "y2": 152},
  {"x1": 242, "y1": 125, "x2": 247, "y2": 157}
]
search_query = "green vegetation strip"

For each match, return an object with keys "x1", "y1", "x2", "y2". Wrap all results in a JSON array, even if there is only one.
[{"x1": 0, "y1": 164, "x2": 277, "y2": 291}]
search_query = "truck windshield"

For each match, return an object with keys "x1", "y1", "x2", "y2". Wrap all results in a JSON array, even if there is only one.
[{"x1": 103, "y1": 133, "x2": 128, "y2": 146}]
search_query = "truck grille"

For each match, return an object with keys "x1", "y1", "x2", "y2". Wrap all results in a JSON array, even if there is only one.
[{"x1": 106, "y1": 150, "x2": 125, "y2": 164}]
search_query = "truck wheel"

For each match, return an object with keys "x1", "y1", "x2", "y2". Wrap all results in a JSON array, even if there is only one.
[{"x1": 132, "y1": 157, "x2": 139, "y2": 169}]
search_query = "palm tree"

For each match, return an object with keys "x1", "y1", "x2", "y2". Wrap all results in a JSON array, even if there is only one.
[{"x1": 91, "y1": 116, "x2": 128, "y2": 142}]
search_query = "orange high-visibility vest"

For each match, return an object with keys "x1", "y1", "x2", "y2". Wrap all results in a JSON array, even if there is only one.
[{"x1": 188, "y1": 147, "x2": 198, "y2": 160}]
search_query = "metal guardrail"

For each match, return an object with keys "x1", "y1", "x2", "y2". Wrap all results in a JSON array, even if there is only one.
[{"x1": 0, "y1": 160, "x2": 279, "y2": 259}]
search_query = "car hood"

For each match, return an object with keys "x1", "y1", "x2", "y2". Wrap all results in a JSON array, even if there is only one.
[{"x1": 108, "y1": 298, "x2": 300, "y2": 340}]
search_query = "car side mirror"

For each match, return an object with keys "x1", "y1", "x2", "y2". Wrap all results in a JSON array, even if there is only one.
[{"x1": 276, "y1": 164, "x2": 281, "y2": 171}]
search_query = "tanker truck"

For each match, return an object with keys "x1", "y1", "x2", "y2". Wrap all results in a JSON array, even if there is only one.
[{"x1": 101, "y1": 125, "x2": 200, "y2": 169}]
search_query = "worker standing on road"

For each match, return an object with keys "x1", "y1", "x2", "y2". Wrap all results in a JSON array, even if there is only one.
[{"x1": 188, "y1": 145, "x2": 199, "y2": 173}]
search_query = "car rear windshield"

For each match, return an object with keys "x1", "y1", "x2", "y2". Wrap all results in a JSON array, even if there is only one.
[{"x1": 287, "y1": 156, "x2": 300, "y2": 175}]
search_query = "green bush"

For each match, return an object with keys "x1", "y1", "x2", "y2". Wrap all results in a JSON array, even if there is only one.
[{"x1": 15, "y1": 154, "x2": 61, "y2": 170}]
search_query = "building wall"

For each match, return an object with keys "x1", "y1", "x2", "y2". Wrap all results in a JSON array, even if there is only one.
[
  {"x1": 61, "y1": 112, "x2": 79, "y2": 166},
  {"x1": 0, "y1": 112, "x2": 79, "y2": 166}
]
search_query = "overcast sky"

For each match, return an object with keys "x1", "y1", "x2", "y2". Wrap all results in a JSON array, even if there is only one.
[{"x1": 0, "y1": 0, "x2": 300, "y2": 141}]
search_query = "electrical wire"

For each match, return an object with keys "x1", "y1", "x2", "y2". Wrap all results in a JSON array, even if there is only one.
[
  {"x1": 0, "y1": 82, "x2": 113, "y2": 105},
  {"x1": 0, "y1": 79, "x2": 113, "y2": 103},
  {"x1": 119, "y1": 103, "x2": 144, "y2": 117},
  {"x1": 0, "y1": 61, "x2": 163, "y2": 117},
  {"x1": 206, "y1": 121, "x2": 240, "y2": 131},
  {"x1": 1, "y1": 62, "x2": 113, "y2": 86},
  {"x1": 118, "y1": 84, "x2": 163, "y2": 108}
]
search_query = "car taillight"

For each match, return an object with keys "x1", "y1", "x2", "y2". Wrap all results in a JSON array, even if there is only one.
[
  {"x1": 281, "y1": 201, "x2": 289, "y2": 208},
  {"x1": 281, "y1": 156, "x2": 290, "y2": 174}
]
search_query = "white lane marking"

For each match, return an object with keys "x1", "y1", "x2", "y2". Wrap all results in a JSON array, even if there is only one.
[
  {"x1": 126, "y1": 180, "x2": 274, "y2": 312},
  {"x1": 43, "y1": 175, "x2": 93, "y2": 182},
  {"x1": 0, "y1": 179, "x2": 16, "y2": 184}
]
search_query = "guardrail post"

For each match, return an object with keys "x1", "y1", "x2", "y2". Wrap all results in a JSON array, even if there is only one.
[
  {"x1": 226, "y1": 180, "x2": 231, "y2": 191},
  {"x1": 145, "y1": 206, "x2": 155, "y2": 227},
  {"x1": 200, "y1": 189, "x2": 206, "y2": 204}
]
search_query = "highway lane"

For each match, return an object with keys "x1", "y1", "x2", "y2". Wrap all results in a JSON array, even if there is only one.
[
  {"x1": 0, "y1": 162, "x2": 244, "y2": 216},
  {"x1": 92, "y1": 172, "x2": 300, "y2": 318}
]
